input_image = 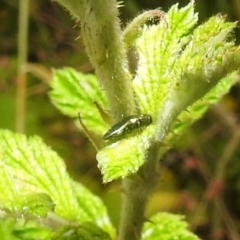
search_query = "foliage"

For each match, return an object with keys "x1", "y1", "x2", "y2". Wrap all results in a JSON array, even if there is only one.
[
  {"x1": 0, "y1": 130, "x2": 114, "y2": 239},
  {"x1": 142, "y1": 213, "x2": 199, "y2": 240},
  {"x1": 1, "y1": 1, "x2": 240, "y2": 240},
  {"x1": 50, "y1": 2, "x2": 240, "y2": 183},
  {"x1": 0, "y1": 129, "x2": 198, "y2": 239}
]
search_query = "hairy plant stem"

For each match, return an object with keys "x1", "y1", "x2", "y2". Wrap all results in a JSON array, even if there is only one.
[
  {"x1": 118, "y1": 144, "x2": 160, "y2": 240},
  {"x1": 53, "y1": 0, "x2": 136, "y2": 121}
]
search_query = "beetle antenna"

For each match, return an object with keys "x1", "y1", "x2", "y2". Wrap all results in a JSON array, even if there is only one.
[{"x1": 77, "y1": 113, "x2": 101, "y2": 151}]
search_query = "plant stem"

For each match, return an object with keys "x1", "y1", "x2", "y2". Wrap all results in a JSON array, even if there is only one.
[
  {"x1": 16, "y1": 0, "x2": 29, "y2": 133},
  {"x1": 118, "y1": 144, "x2": 160, "y2": 240},
  {"x1": 123, "y1": 10, "x2": 166, "y2": 48},
  {"x1": 53, "y1": 0, "x2": 136, "y2": 122}
]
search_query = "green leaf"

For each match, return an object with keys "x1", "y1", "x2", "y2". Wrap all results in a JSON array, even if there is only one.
[
  {"x1": 0, "y1": 130, "x2": 81, "y2": 220},
  {"x1": 49, "y1": 68, "x2": 108, "y2": 135},
  {"x1": 52, "y1": 222, "x2": 111, "y2": 240},
  {"x1": 133, "y1": 1, "x2": 198, "y2": 119},
  {"x1": 166, "y1": 73, "x2": 238, "y2": 143},
  {"x1": 134, "y1": 3, "x2": 240, "y2": 124},
  {"x1": 0, "y1": 219, "x2": 52, "y2": 240},
  {"x1": 70, "y1": 181, "x2": 115, "y2": 236},
  {"x1": 20, "y1": 193, "x2": 55, "y2": 218},
  {"x1": 0, "y1": 130, "x2": 114, "y2": 237},
  {"x1": 142, "y1": 213, "x2": 199, "y2": 240},
  {"x1": 97, "y1": 125, "x2": 156, "y2": 182}
]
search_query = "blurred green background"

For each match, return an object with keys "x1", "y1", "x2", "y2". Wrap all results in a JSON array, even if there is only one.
[{"x1": 1, "y1": 0, "x2": 240, "y2": 239}]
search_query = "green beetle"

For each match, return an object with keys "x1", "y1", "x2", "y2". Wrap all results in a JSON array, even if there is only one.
[{"x1": 102, "y1": 114, "x2": 152, "y2": 142}]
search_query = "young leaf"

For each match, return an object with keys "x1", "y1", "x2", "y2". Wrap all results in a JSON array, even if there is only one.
[
  {"x1": 134, "y1": 4, "x2": 240, "y2": 123},
  {"x1": 97, "y1": 125, "x2": 156, "y2": 182},
  {"x1": 49, "y1": 68, "x2": 109, "y2": 135},
  {"x1": 20, "y1": 193, "x2": 55, "y2": 218},
  {"x1": 133, "y1": 1, "x2": 199, "y2": 119},
  {"x1": 166, "y1": 73, "x2": 238, "y2": 143},
  {"x1": 142, "y1": 213, "x2": 199, "y2": 240}
]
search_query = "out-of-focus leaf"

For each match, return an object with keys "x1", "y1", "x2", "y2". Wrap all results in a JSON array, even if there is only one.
[
  {"x1": 0, "y1": 219, "x2": 52, "y2": 240},
  {"x1": 52, "y1": 222, "x2": 112, "y2": 240},
  {"x1": 49, "y1": 68, "x2": 109, "y2": 135},
  {"x1": 0, "y1": 130, "x2": 114, "y2": 237},
  {"x1": 142, "y1": 213, "x2": 199, "y2": 240},
  {"x1": 0, "y1": 129, "x2": 81, "y2": 220}
]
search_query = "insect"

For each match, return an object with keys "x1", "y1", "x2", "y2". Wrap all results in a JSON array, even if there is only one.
[{"x1": 102, "y1": 114, "x2": 152, "y2": 142}]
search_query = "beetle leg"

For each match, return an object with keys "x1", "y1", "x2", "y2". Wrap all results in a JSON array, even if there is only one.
[
  {"x1": 137, "y1": 119, "x2": 143, "y2": 133},
  {"x1": 125, "y1": 126, "x2": 132, "y2": 134}
]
